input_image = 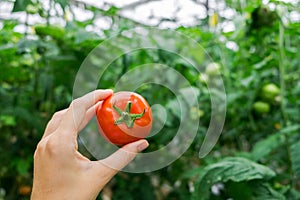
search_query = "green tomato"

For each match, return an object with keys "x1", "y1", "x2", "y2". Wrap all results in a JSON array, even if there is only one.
[
  {"x1": 26, "y1": 4, "x2": 39, "y2": 14},
  {"x1": 205, "y1": 62, "x2": 221, "y2": 76},
  {"x1": 190, "y1": 107, "x2": 204, "y2": 120},
  {"x1": 253, "y1": 101, "x2": 270, "y2": 114},
  {"x1": 261, "y1": 83, "x2": 280, "y2": 101}
]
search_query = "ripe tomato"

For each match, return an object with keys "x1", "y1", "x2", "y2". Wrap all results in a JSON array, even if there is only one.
[{"x1": 96, "y1": 91, "x2": 152, "y2": 146}]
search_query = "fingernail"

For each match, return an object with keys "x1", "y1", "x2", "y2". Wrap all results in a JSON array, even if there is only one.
[
  {"x1": 105, "y1": 89, "x2": 113, "y2": 93},
  {"x1": 98, "y1": 89, "x2": 113, "y2": 94},
  {"x1": 137, "y1": 140, "x2": 149, "y2": 152}
]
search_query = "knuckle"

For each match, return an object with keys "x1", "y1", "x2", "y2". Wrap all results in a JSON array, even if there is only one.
[
  {"x1": 70, "y1": 98, "x2": 82, "y2": 108},
  {"x1": 45, "y1": 110, "x2": 66, "y2": 132},
  {"x1": 45, "y1": 122, "x2": 55, "y2": 133},
  {"x1": 35, "y1": 136, "x2": 62, "y2": 157},
  {"x1": 52, "y1": 111, "x2": 64, "y2": 119},
  {"x1": 45, "y1": 138, "x2": 61, "y2": 156},
  {"x1": 36, "y1": 139, "x2": 47, "y2": 151}
]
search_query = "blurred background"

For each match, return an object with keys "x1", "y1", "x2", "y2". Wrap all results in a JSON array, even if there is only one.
[{"x1": 0, "y1": 0, "x2": 300, "y2": 199}]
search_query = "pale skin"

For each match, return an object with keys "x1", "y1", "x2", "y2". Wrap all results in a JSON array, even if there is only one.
[{"x1": 31, "y1": 89, "x2": 149, "y2": 200}]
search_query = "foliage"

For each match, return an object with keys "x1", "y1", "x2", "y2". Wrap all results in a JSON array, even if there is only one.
[
  {"x1": 0, "y1": 0, "x2": 300, "y2": 199},
  {"x1": 191, "y1": 157, "x2": 282, "y2": 200}
]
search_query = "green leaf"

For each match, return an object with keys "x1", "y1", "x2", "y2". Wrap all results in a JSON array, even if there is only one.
[
  {"x1": 166, "y1": 98, "x2": 181, "y2": 119},
  {"x1": 253, "y1": 55, "x2": 273, "y2": 69},
  {"x1": 34, "y1": 24, "x2": 65, "y2": 40},
  {"x1": 192, "y1": 157, "x2": 276, "y2": 200},
  {"x1": 106, "y1": 6, "x2": 119, "y2": 16},
  {"x1": 73, "y1": 30, "x2": 99, "y2": 45},
  {"x1": 0, "y1": 115, "x2": 16, "y2": 127},
  {"x1": 251, "y1": 132, "x2": 286, "y2": 161},
  {"x1": 180, "y1": 86, "x2": 200, "y2": 106},
  {"x1": 225, "y1": 180, "x2": 285, "y2": 200},
  {"x1": 290, "y1": 139, "x2": 300, "y2": 181},
  {"x1": 15, "y1": 157, "x2": 32, "y2": 176},
  {"x1": 12, "y1": 0, "x2": 32, "y2": 12},
  {"x1": 251, "y1": 182, "x2": 286, "y2": 200},
  {"x1": 13, "y1": 107, "x2": 43, "y2": 133},
  {"x1": 251, "y1": 125, "x2": 300, "y2": 161}
]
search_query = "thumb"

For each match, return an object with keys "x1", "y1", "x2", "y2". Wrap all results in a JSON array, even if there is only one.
[{"x1": 95, "y1": 139, "x2": 149, "y2": 176}]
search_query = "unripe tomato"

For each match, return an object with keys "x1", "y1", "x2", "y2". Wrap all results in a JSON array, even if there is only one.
[
  {"x1": 190, "y1": 107, "x2": 204, "y2": 120},
  {"x1": 96, "y1": 91, "x2": 152, "y2": 146},
  {"x1": 205, "y1": 62, "x2": 221, "y2": 76},
  {"x1": 253, "y1": 101, "x2": 270, "y2": 114},
  {"x1": 26, "y1": 4, "x2": 39, "y2": 14},
  {"x1": 261, "y1": 83, "x2": 280, "y2": 101}
]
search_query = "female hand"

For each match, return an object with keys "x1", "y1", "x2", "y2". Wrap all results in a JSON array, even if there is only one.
[{"x1": 31, "y1": 89, "x2": 149, "y2": 200}]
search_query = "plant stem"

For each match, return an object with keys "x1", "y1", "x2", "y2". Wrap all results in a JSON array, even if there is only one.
[
  {"x1": 279, "y1": 21, "x2": 295, "y2": 188},
  {"x1": 25, "y1": 13, "x2": 29, "y2": 37},
  {"x1": 47, "y1": 0, "x2": 52, "y2": 25},
  {"x1": 278, "y1": 21, "x2": 287, "y2": 126}
]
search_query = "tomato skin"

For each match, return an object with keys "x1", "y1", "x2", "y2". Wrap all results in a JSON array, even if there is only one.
[
  {"x1": 96, "y1": 91, "x2": 152, "y2": 146},
  {"x1": 261, "y1": 83, "x2": 280, "y2": 102},
  {"x1": 205, "y1": 62, "x2": 221, "y2": 76},
  {"x1": 253, "y1": 101, "x2": 270, "y2": 114}
]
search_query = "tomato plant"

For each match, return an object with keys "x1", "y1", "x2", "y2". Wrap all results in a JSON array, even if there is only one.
[{"x1": 96, "y1": 91, "x2": 152, "y2": 146}]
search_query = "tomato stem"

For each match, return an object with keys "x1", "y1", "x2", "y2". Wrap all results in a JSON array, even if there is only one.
[{"x1": 113, "y1": 101, "x2": 145, "y2": 128}]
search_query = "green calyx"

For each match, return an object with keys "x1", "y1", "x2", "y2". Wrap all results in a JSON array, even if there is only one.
[{"x1": 113, "y1": 101, "x2": 145, "y2": 128}]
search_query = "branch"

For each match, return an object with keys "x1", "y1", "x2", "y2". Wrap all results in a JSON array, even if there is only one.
[
  {"x1": 70, "y1": 0, "x2": 149, "y2": 26},
  {"x1": 121, "y1": 0, "x2": 163, "y2": 10},
  {"x1": 156, "y1": 17, "x2": 179, "y2": 26}
]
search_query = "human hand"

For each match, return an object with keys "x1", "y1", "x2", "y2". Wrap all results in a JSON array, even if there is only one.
[{"x1": 31, "y1": 89, "x2": 149, "y2": 200}]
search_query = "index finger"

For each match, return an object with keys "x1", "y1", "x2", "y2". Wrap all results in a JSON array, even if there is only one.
[{"x1": 59, "y1": 89, "x2": 113, "y2": 133}]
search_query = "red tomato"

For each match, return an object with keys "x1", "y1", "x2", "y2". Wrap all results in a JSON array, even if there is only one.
[{"x1": 96, "y1": 91, "x2": 152, "y2": 146}]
